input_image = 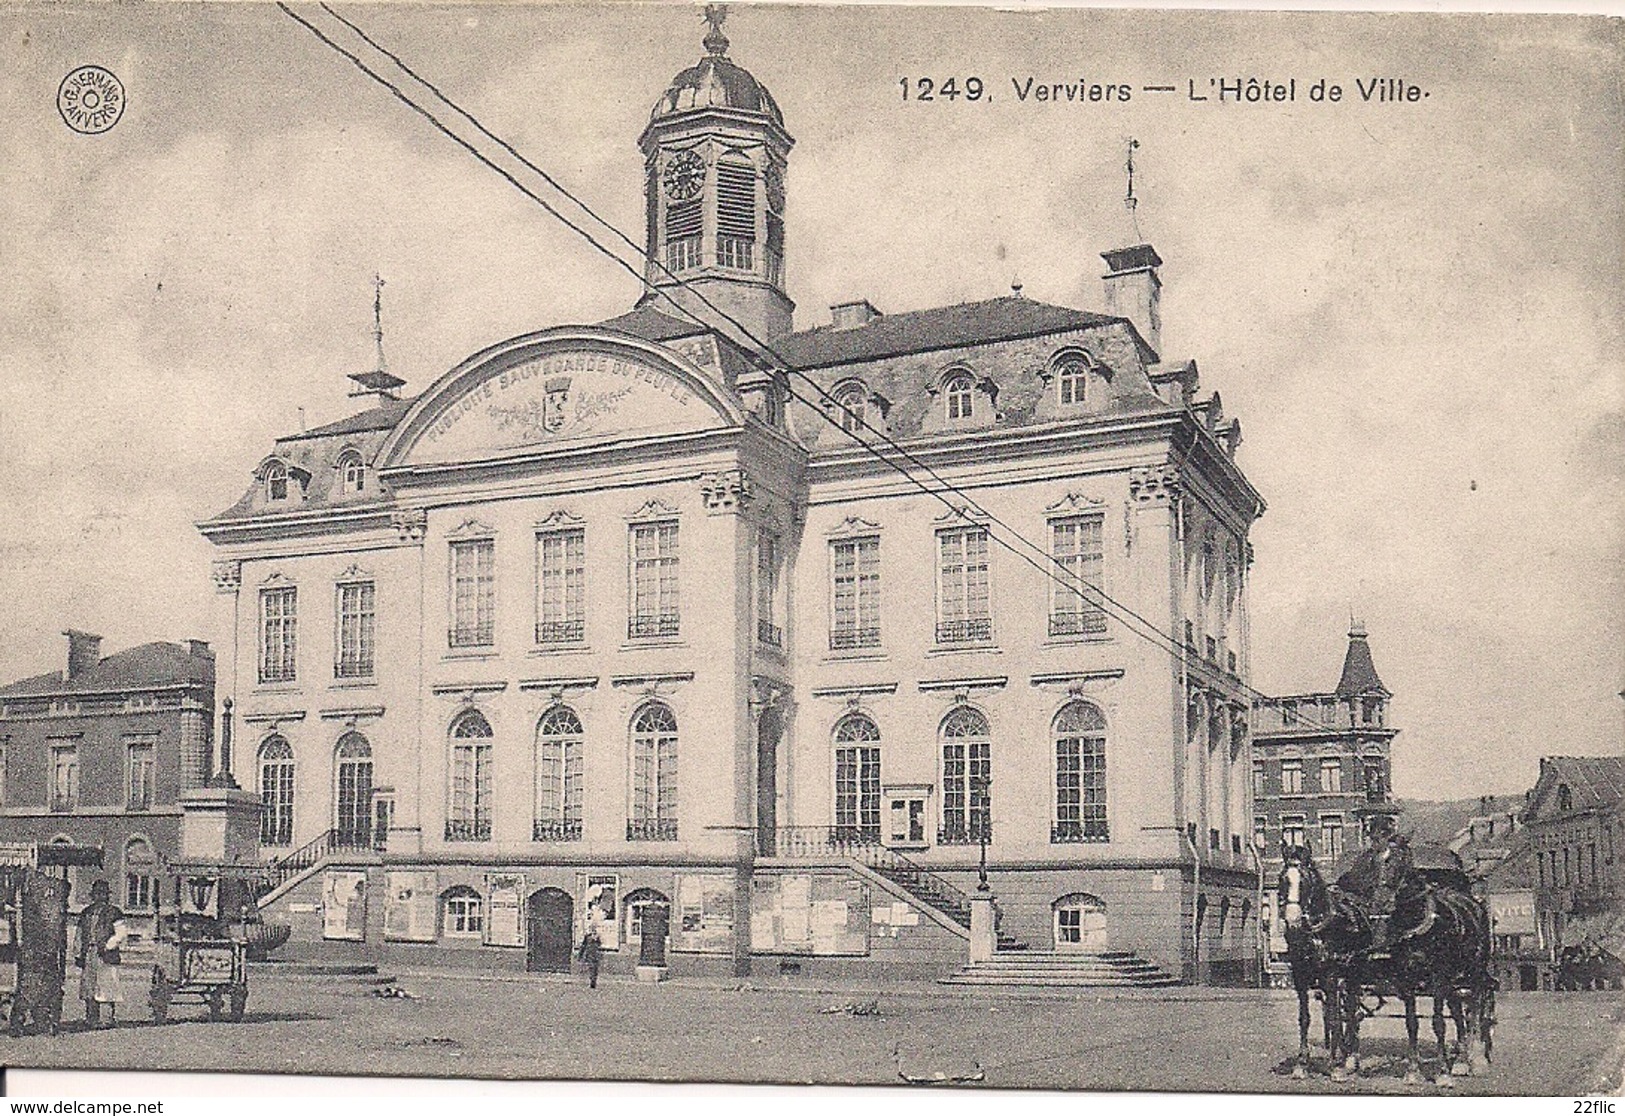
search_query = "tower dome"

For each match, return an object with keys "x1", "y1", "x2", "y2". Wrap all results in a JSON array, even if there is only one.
[{"x1": 649, "y1": 8, "x2": 783, "y2": 126}]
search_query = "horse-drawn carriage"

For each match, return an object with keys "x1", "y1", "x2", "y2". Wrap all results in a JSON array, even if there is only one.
[
  {"x1": 146, "y1": 860, "x2": 272, "y2": 1024},
  {"x1": 0, "y1": 842, "x2": 105, "y2": 1036},
  {"x1": 1277, "y1": 835, "x2": 1496, "y2": 1086}
]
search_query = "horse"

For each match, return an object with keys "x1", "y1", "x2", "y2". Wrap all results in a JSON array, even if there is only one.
[
  {"x1": 1337, "y1": 836, "x2": 1495, "y2": 1087},
  {"x1": 1276, "y1": 842, "x2": 1372, "y2": 1081}
]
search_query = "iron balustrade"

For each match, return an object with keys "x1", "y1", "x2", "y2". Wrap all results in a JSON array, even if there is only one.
[
  {"x1": 626, "y1": 818, "x2": 679, "y2": 841},
  {"x1": 628, "y1": 614, "x2": 680, "y2": 640},
  {"x1": 829, "y1": 627, "x2": 880, "y2": 651},
  {"x1": 935, "y1": 617, "x2": 992, "y2": 644},
  {"x1": 1049, "y1": 610, "x2": 1107, "y2": 637},
  {"x1": 535, "y1": 619, "x2": 586, "y2": 645},
  {"x1": 763, "y1": 825, "x2": 976, "y2": 930},
  {"x1": 444, "y1": 817, "x2": 492, "y2": 842},
  {"x1": 757, "y1": 619, "x2": 783, "y2": 649},
  {"x1": 1050, "y1": 820, "x2": 1110, "y2": 844},
  {"x1": 532, "y1": 818, "x2": 583, "y2": 842},
  {"x1": 334, "y1": 656, "x2": 374, "y2": 680},
  {"x1": 936, "y1": 820, "x2": 992, "y2": 847},
  {"x1": 260, "y1": 827, "x2": 380, "y2": 896},
  {"x1": 449, "y1": 623, "x2": 494, "y2": 649}
]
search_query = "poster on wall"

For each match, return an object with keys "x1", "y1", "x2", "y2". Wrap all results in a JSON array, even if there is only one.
[
  {"x1": 383, "y1": 871, "x2": 438, "y2": 942},
  {"x1": 322, "y1": 870, "x2": 368, "y2": 941},
  {"x1": 672, "y1": 874, "x2": 733, "y2": 954},
  {"x1": 578, "y1": 873, "x2": 619, "y2": 950},
  {"x1": 749, "y1": 874, "x2": 869, "y2": 956},
  {"x1": 485, "y1": 874, "x2": 526, "y2": 948}
]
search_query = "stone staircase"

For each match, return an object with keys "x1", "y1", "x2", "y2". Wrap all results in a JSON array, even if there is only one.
[{"x1": 941, "y1": 950, "x2": 1180, "y2": 988}]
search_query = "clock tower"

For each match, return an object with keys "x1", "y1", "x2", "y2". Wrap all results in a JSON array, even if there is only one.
[{"x1": 637, "y1": 7, "x2": 795, "y2": 344}]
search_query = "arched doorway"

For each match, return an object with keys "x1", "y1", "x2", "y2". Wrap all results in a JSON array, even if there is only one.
[
  {"x1": 334, "y1": 732, "x2": 373, "y2": 848},
  {"x1": 526, "y1": 887, "x2": 573, "y2": 973},
  {"x1": 624, "y1": 887, "x2": 671, "y2": 968},
  {"x1": 1053, "y1": 893, "x2": 1108, "y2": 952}
]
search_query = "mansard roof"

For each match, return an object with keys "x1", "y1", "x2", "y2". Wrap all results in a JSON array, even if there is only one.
[
  {"x1": 286, "y1": 397, "x2": 416, "y2": 441},
  {"x1": 0, "y1": 641, "x2": 214, "y2": 699},
  {"x1": 776, "y1": 296, "x2": 1143, "y2": 370},
  {"x1": 1525, "y1": 755, "x2": 1625, "y2": 822}
]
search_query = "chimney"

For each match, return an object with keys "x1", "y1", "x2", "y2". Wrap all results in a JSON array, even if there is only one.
[
  {"x1": 63, "y1": 629, "x2": 102, "y2": 681},
  {"x1": 830, "y1": 300, "x2": 883, "y2": 331},
  {"x1": 1101, "y1": 244, "x2": 1162, "y2": 357},
  {"x1": 187, "y1": 639, "x2": 212, "y2": 658}
]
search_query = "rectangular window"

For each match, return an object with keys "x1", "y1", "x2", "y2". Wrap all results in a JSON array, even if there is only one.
[
  {"x1": 830, "y1": 536, "x2": 881, "y2": 649},
  {"x1": 449, "y1": 539, "x2": 496, "y2": 648},
  {"x1": 756, "y1": 530, "x2": 782, "y2": 649},
  {"x1": 51, "y1": 744, "x2": 79, "y2": 812},
  {"x1": 447, "y1": 742, "x2": 493, "y2": 841},
  {"x1": 1057, "y1": 907, "x2": 1081, "y2": 944},
  {"x1": 834, "y1": 746, "x2": 881, "y2": 841},
  {"x1": 259, "y1": 586, "x2": 298, "y2": 683},
  {"x1": 1050, "y1": 515, "x2": 1106, "y2": 637},
  {"x1": 335, "y1": 581, "x2": 376, "y2": 678},
  {"x1": 1281, "y1": 761, "x2": 1303, "y2": 796},
  {"x1": 444, "y1": 893, "x2": 484, "y2": 936},
  {"x1": 629, "y1": 522, "x2": 680, "y2": 638},
  {"x1": 1252, "y1": 762, "x2": 1266, "y2": 797},
  {"x1": 1281, "y1": 815, "x2": 1305, "y2": 848},
  {"x1": 536, "y1": 528, "x2": 586, "y2": 644},
  {"x1": 630, "y1": 730, "x2": 679, "y2": 840},
  {"x1": 1320, "y1": 759, "x2": 1342, "y2": 795},
  {"x1": 1254, "y1": 816, "x2": 1268, "y2": 843},
  {"x1": 1320, "y1": 815, "x2": 1344, "y2": 860},
  {"x1": 936, "y1": 526, "x2": 991, "y2": 644},
  {"x1": 940, "y1": 740, "x2": 991, "y2": 844},
  {"x1": 126, "y1": 738, "x2": 156, "y2": 811},
  {"x1": 126, "y1": 873, "x2": 155, "y2": 912}
]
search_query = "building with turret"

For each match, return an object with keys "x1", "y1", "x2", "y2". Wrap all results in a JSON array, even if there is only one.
[
  {"x1": 200, "y1": 13, "x2": 1266, "y2": 983},
  {"x1": 1252, "y1": 622, "x2": 1397, "y2": 873}
]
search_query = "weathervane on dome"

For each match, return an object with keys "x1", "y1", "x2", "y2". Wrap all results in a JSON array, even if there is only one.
[
  {"x1": 1124, "y1": 137, "x2": 1144, "y2": 243},
  {"x1": 348, "y1": 271, "x2": 406, "y2": 402},
  {"x1": 702, "y1": 4, "x2": 729, "y2": 56}
]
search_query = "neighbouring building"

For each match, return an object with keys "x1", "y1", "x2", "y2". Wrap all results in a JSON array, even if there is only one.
[
  {"x1": 1523, "y1": 754, "x2": 1624, "y2": 968},
  {"x1": 199, "y1": 15, "x2": 1265, "y2": 983},
  {"x1": 0, "y1": 630, "x2": 216, "y2": 920},
  {"x1": 1252, "y1": 622, "x2": 1398, "y2": 877},
  {"x1": 1479, "y1": 834, "x2": 1544, "y2": 992}
]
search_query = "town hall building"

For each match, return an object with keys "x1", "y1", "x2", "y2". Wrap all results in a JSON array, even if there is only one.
[{"x1": 199, "y1": 14, "x2": 1266, "y2": 983}]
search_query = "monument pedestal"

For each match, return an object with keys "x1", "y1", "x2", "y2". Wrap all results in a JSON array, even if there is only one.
[
  {"x1": 179, "y1": 786, "x2": 262, "y2": 863},
  {"x1": 969, "y1": 892, "x2": 997, "y2": 964}
]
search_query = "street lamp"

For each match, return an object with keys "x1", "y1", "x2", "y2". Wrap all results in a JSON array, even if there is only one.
[{"x1": 972, "y1": 773, "x2": 991, "y2": 892}]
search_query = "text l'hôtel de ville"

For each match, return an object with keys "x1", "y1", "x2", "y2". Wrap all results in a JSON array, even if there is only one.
[{"x1": 898, "y1": 76, "x2": 1429, "y2": 105}]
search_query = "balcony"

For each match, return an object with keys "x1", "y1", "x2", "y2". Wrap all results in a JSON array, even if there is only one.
[
  {"x1": 334, "y1": 657, "x2": 374, "y2": 680},
  {"x1": 1050, "y1": 610, "x2": 1107, "y2": 638},
  {"x1": 757, "y1": 619, "x2": 783, "y2": 649},
  {"x1": 1051, "y1": 820, "x2": 1110, "y2": 844},
  {"x1": 935, "y1": 617, "x2": 992, "y2": 645},
  {"x1": 628, "y1": 614, "x2": 680, "y2": 640},
  {"x1": 626, "y1": 818, "x2": 679, "y2": 842},
  {"x1": 535, "y1": 618, "x2": 585, "y2": 645},
  {"x1": 937, "y1": 820, "x2": 992, "y2": 846},
  {"x1": 532, "y1": 818, "x2": 583, "y2": 842},
  {"x1": 444, "y1": 818, "x2": 491, "y2": 842},
  {"x1": 830, "y1": 627, "x2": 880, "y2": 651}
]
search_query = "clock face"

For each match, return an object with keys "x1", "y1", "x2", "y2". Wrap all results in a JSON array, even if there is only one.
[
  {"x1": 764, "y1": 164, "x2": 785, "y2": 212},
  {"x1": 663, "y1": 151, "x2": 706, "y2": 201}
]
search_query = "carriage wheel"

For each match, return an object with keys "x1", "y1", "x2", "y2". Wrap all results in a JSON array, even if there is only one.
[
  {"x1": 149, "y1": 970, "x2": 174, "y2": 1025},
  {"x1": 228, "y1": 986, "x2": 247, "y2": 1023}
]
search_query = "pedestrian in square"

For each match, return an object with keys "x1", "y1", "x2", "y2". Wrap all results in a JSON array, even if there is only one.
[
  {"x1": 579, "y1": 901, "x2": 605, "y2": 989},
  {"x1": 76, "y1": 880, "x2": 127, "y2": 1028}
]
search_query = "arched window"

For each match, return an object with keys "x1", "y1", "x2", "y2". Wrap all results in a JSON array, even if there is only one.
[
  {"x1": 441, "y1": 885, "x2": 483, "y2": 937},
  {"x1": 833, "y1": 715, "x2": 881, "y2": 843},
  {"x1": 1055, "y1": 354, "x2": 1090, "y2": 406},
  {"x1": 834, "y1": 383, "x2": 867, "y2": 434},
  {"x1": 123, "y1": 836, "x2": 156, "y2": 912},
  {"x1": 535, "y1": 706, "x2": 584, "y2": 841},
  {"x1": 337, "y1": 451, "x2": 365, "y2": 495},
  {"x1": 1052, "y1": 892, "x2": 1107, "y2": 951},
  {"x1": 1053, "y1": 702, "x2": 1108, "y2": 843},
  {"x1": 940, "y1": 707, "x2": 991, "y2": 845},
  {"x1": 334, "y1": 732, "x2": 373, "y2": 848},
  {"x1": 629, "y1": 704, "x2": 678, "y2": 841},
  {"x1": 447, "y1": 712, "x2": 493, "y2": 841},
  {"x1": 258, "y1": 736, "x2": 295, "y2": 847},
  {"x1": 944, "y1": 373, "x2": 974, "y2": 421},
  {"x1": 264, "y1": 461, "x2": 289, "y2": 502}
]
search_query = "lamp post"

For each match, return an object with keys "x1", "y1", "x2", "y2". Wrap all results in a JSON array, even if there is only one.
[{"x1": 972, "y1": 773, "x2": 991, "y2": 892}]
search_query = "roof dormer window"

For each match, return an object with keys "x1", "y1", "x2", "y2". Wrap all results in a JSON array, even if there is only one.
[
  {"x1": 264, "y1": 462, "x2": 289, "y2": 503},
  {"x1": 338, "y1": 450, "x2": 365, "y2": 495},
  {"x1": 1056, "y1": 356, "x2": 1089, "y2": 405},
  {"x1": 834, "y1": 382, "x2": 868, "y2": 434},
  {"x1": 945, "y1": 373, "x2": 974, "y2": 421}
]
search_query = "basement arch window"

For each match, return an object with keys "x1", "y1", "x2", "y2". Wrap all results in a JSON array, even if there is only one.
[
  {"x1": 441, "y1": 885, "x2": 484, "y2": 938},
  {"x1": 1053, "y1": 893, "x2": 1107, "y2": 951}
]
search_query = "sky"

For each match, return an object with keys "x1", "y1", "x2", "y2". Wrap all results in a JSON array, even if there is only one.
[{"x1": 0, "y1": 3, "x2": 1619, "y2": 800}]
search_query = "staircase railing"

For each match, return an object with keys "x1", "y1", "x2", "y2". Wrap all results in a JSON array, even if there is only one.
[
  {"x1": 766, "y1": 825, "x2": 975, "y2": 928},
  {"x1": 259, "y1": 827, "x2": 376, "y2": 897}
]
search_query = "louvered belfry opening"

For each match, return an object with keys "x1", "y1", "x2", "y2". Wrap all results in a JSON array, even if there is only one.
[{"x1": 715, "y1": 157, "x2": 756, "y2": 271}]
